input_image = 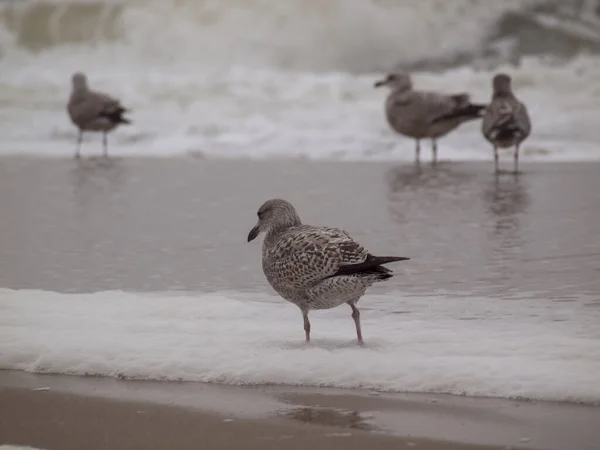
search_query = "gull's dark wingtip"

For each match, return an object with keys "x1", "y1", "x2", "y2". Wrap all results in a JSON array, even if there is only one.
[
  {"x1": 375, "y1": 256, "x2": 410, "y2": 264},
  {"x1": 327, "y1": 254, "x2": 410, "y2": 278}
]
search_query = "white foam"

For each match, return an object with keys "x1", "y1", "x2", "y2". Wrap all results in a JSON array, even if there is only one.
[
  {"x1": 0, "y1": 56, "x2": 599, "y2": 161},
  {"x1": 0, "y1": 0, "x2": 599, "y2": 160},
  {"x1": 1, "y1": 288, "x2": 599, "y2": 404}
]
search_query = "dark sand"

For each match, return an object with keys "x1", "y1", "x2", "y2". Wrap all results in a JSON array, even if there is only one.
[
  {"x1": 0, "y1": 385, "x2": 524, "y2": 450},
  {"x1": 1, "y1": 157, "x2": 600, "y2": 450},
  {"x1": 4, "y1": 371, "x2": 600, "y2": 450}
]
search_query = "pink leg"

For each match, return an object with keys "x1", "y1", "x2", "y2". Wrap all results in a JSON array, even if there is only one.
[
  {"x1": 302, "y1": 311, "x2": 311, "y2": 342},
  {"x1": 349, "y1": 303, "x2": 364, "y2": 345}
]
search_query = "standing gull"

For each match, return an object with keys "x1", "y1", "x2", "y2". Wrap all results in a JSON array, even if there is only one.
[
  {"x1": 247, "y1": 199, "x2": 410, "y2": 345},
  {"x1": 482, "y1": 73, "x2": 531, "y2": 174},
  {"x1": 374, "y1": 72, "x2": 486, "y2": 163},
  {"x1": 67, "y1": 71, "x2": 131, "y2": 158}
]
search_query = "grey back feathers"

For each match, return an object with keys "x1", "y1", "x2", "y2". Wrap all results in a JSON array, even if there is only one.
[
  {"x1": 482, "y1": 73, "x2": 531, "y2": 149},
  {"x1": 375, "y1": 72, "x2": 485, "y2": 140},
  {"x1": 67, "y1": 71, "x2": 131, "y2": 133},
  {"x1": 247, "y1": 198, "x2": 409, "y2": 344}
]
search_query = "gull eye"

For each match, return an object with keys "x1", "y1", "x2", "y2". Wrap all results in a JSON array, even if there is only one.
[{"x1": 258, "y1": 207, "x2": 272, "y2": 219}]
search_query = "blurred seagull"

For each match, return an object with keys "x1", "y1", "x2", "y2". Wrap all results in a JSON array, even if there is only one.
[
  {"x1": 375, "y1": 72, "x2": 486, "y2": 163},
  {"x1": 482, "y1": 73, "x2": 531, "y2": 174},
  {"x1": 67, "y1": 71, "x2": 131, "y2": 158}
]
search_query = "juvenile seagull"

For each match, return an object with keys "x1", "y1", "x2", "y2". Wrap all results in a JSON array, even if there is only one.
[
  {"x1": 374, "y1": 72, "x2": 486, "y2": 163},
  {"x1": 247, "y1": 199, "x2": 409, "y2": 345},
  {"x1": 482, "y1": 73, "x2": 531, "y2": 174},
  {"x1": 67, "y1": 72, "x2": 131, "y2": 158}
]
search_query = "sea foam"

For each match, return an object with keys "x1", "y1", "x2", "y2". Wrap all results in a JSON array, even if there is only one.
[{"x1": 1, "y1": 288, "x2": 598, "y2": 404}]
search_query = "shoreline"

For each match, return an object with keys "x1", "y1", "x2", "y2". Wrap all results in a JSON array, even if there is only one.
[
  {"x1": 0, "y1": 385, "x2": 518, "y2": 450},
  {"x1": 1, "y1": 154, "x2": 600, "y2": 164},
  {"x1": 2, "y1": 370, "x2": 599, "y2": 450}
]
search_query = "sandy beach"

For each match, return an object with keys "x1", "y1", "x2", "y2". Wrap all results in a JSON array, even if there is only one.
[
  {"x1": 0, "y1": 388, "x2": 511, "y2": 450},
  {"x1": 0, "y1": 387, "x2": 511, "y2": 450}
]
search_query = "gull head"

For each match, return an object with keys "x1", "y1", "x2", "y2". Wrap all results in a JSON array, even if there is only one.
[
  {"x1": 492, "y1": 73, "x2": 512, "y2": 95},
  {"x1": 374, "y1": 72, "x2": 412, "y2": 92},
  {"x1": 72, "y1": 72, "x2": 88, "y2": 91},
  {"x1": 247, "y1": 198, "x2": 302, "y2": 242}
]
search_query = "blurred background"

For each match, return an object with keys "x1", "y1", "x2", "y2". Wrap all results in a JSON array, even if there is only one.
[{"x1": 1, "y1": 0, "x2": 599, "y2": 159}]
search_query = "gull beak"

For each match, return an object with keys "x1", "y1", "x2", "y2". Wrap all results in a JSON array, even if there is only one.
[
  {"x1": 247, "y1": 225, "x2": 260, "y2": 242},
  {"x1": 374, "y1": 79, "x2": 386, "y2": 88}
]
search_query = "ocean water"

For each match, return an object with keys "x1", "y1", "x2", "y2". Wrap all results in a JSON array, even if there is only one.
[{"x1": 0, "y1": 0, "x2": 600, "y2": 159}]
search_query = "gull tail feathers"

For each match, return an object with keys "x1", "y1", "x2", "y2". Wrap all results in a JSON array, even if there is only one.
[
  {"x1": 489, "y1": 121, "x2": 524, "y2": 142},
  {"x1": 327, "y1": 254, "x2": 410, "y2": 279},
  {"x1": 431, "y1": 103, "x2": 486, "y2": 124},
  {"x1": 101, "y1": 107, "x2": 132, "y2": 125}
]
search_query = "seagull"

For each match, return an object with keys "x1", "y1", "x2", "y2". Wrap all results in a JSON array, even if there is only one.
[
  {"x1": 374, "y1": 72, "x2": 486, "y2": 163},
  {"x1": 247, "y1": 198, "x2": 410, "y2": 344},
  {"x1": 482, "y1": 73, "x2": 531, "y2": 174},
  {"x1": 67, "y1": 72, "x2": 131, "y2": 158}
]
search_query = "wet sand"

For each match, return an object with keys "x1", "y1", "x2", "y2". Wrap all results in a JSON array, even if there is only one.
[
  {"x1": 0, "y1": 387, "x2": 516, "y2": 450},
  {"x1": 1, "y1": 156, "x2": 600, "y2": 449},
  {"x1": 3, "y1": 371, "x2": 600, "y2": 450}
]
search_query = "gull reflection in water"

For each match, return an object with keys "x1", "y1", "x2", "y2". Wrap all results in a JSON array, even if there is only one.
[
  {"x1": 483, "y1": 173, "x2": 530, "y2": 236},
  {"x1": 69, "y1": 157, "x2": 127, "y2": 207},
  {"x1": 385, "y1": 162, "x2": 476, "y2": 224}
]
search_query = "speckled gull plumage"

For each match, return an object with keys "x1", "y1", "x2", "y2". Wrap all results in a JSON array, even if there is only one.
[
  {"x1": 67, "y1": 71, "x2": 131, "y2": 159},
  {"x1": 374, "y1": 72, "x2": 486, "y2": 163},
  {"x1": 482, "y1": 73, "x2": 532, "y2": 174},
  {"x1": 247, "y1": 198, "x2": 410, "y2": 345}
]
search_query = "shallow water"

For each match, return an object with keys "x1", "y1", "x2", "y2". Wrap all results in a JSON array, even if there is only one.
[
  {"x1": 0, "y1": 158, "x2": 598, "y2": 402},
  {"x1": 1, "y1": 158, "x2": 598, "y2": 297}
]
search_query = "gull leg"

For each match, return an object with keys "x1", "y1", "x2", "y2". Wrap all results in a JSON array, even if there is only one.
[
  {"x1": 348, "y1": 302, "x2": 364, "y2": 345},
  {"x1": 102, "y1": 132, "x2": 108, "y2": 158},
  {"x1": 75, "y1": 130, "x2": 83, "y2": 158},
  {"x1": 514, "y1": 144, "x2": 519, "y2": 175},
  {"x1": 494, "y1": 146, "x2": 499, "y2": 174},
  {"x1": 302, "y1": 310, "x2": 311, "y2": 342},
  {"x1": 431, "y1": 138, "x2": 438, "y2": 164},
  {"x1": 415, "y1": 139, "x2": 421, "y2": 162}
]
